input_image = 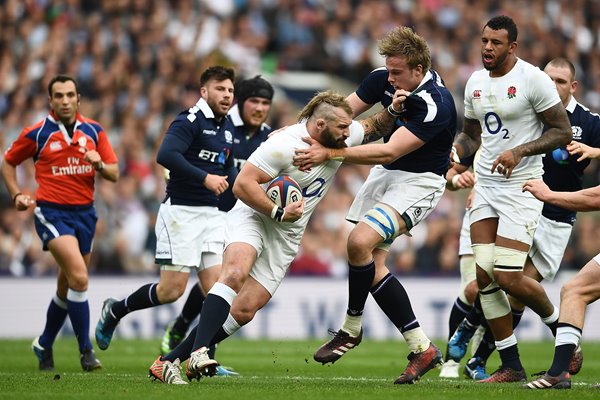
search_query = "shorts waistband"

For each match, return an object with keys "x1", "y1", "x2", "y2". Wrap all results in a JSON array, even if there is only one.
[{"x1": 36, "y1": 201, "x2": 94, "y2": 211}]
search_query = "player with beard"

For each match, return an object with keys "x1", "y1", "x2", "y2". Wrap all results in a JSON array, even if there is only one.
[
  {"x1": 95, "y1": 66, "x2": 237, "y2": 367},
  {"x1": 148, "y1": 90, "x2": 403, "y2": 384},
  {"x1": 159, "y1": 76, "x2": 274, "y2": 376},
  {"x1": 451, "y1": 16, "x2": 572, "y2": 383},
  {"x1": 295, "y1": 26, "x2": 457, "y2": 384}
]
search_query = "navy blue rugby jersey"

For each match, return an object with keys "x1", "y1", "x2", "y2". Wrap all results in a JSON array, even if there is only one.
[
  {"x1": 356, "y1": 68, "x2": 457, "y2": 175},
  {"x1": 158, "y1": 98, "x2": 235, "y2": 207},
  {"x1": 218, "y1": 104, "x2": 272, "y2": 212},
  {"x1": 542, "y1": 97, "x2": 600, "y2": 224}
]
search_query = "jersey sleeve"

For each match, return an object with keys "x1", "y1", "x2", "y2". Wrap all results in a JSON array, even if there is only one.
[
  {"x1": 527, "y1": 68, "x2": 561, "y2": 113},
  {"x1": 96, "y1": 128, "x2": 118, "y2": 164},
  {"x1": 463, "y1": 76, "x2": 476, "y2": 121},
  {"x1": 355, "y1": 69, "x2": 389, "y2": 106},
  {"x1": 581, "y1": 109, "x2": 600, "y2": 148},
  {"x1": 403, "y1": 94, "x2": 453, "y2": 142},
  {"x1": 3, "y1": 128, "x2": 36, "y2": 166}
]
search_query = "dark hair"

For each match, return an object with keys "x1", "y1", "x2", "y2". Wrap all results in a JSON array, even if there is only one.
[
  {"x1": 199, "y1": 66, "x2": 235, "y2": 87},
  {"x1": 484, "y1": 15, "x2": 518, "y2": 42},
  {"x1": 47, "y1": 74, "x2": 79, "y2": 96},
  {"x1": 235, "y1": 75, "x2": 274, "y2": 109}
]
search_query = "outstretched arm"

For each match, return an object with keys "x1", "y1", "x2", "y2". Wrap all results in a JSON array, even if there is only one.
[{"x1": 523, "y1": 179, "x2": 600, "y2": 211}]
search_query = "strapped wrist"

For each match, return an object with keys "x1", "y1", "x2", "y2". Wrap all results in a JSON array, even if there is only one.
[
  {"x1": 387, "y1": 104, "x2": 402, "y2": 117},
  {"x1": 274, "y1": 206, "x2": 285, "y2": 222},
  {"x1": 451, "y1": 174, "x2": 461, "y2": 188}
]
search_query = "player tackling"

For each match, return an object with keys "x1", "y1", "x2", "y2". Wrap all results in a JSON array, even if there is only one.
[{"x1": 148, "y1": 90, "x2": 400, "y2": 384}]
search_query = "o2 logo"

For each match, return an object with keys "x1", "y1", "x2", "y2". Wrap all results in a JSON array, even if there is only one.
[
  {"x1": 484, "y1": 112, "x2": 510, "y2": 139},
  {"x1": 303, "y1": 178, "x2": 327, "y2": 199}
]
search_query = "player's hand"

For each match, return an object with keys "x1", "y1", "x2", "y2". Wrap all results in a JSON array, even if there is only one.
[
  {"x1": 84, "y1": 150, "x2": 104, "y2": 171},
  {"x1": 491, "y1": 149, "x2": 521, "y2": 179},
  {"x1": 522, "y1": 179, "x2": 550, "y2": 201},
  {"x1": 282, "y1": 199, "x2": 304, "y2": 222},
  {"x1": 14, "y1": 193, "x2": 35, "y2": 211},
  {"x1": 293, "y1": 137, "x2": 328, "y2": 171},
  {"x1": 453, "y1": 170, "x2": 476, "y2": 189},
  {"x1": 567, "y1": 141, "x2": 598, "y2": 162},
  {"x1": 204, "y1": 174, "x2": 229, "y2": 195},
  {"x1": 391, "y1": 89, "x2": 410, "y2": 113}
]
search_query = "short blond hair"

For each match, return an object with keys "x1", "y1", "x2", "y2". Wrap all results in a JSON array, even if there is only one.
[
  {"x1": 378, "y1": 27, "x2": 431, "y2": 72},
  {"x1": 297, "y1": 91, "x2": 352, "y2": 122}
]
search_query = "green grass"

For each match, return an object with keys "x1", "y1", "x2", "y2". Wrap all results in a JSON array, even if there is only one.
[{"x1": 0, "y1": 338, "x2": 598, "y2": 399}]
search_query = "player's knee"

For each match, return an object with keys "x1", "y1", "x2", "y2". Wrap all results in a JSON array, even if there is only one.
[
  {"x1": 230, "y1": 304, "x2": 257, "y2": 326},
  {"x1": 220, "y1": 269, "x2": 246, "y2": 293},
  {"x1": 157, "y1": 282, "x2": 186, "y2": 303},
  {"x1": 463, "y1": 280, "x2": 478, "y2": 304},
  {"x1": 346, "y1": 230, "x2": 374, "y2": 261},
  {"x1": 479, "y1": 281, "x2": 511, "y2": 319},
  {"x1": 67, "y1": 272, "x2": 88, "y2": 291}
]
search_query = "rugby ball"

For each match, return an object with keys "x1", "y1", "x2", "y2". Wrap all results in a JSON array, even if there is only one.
[{"x1": 266, "y1": 176, "x2": 303, "y2": 207}]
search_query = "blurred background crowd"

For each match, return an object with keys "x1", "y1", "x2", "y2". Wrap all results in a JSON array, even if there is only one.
[{"x1": 1, "y1": 0, "x2": 600, "y2": 278}]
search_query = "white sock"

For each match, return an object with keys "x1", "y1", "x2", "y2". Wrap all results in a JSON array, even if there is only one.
[
  {"x1": 542, "y1": 305, "x2": 559, "y2": 325},
  {"x1": 403, "y1": 327, "x2": 431, "y2": 354},
  {"x1": 341, "y1": 314, "x2": 362, "y2": 337}
]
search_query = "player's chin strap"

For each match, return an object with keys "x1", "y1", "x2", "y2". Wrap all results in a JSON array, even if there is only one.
[{"x1": 270, "y1": 204, "x2": 285, "y2": 222}]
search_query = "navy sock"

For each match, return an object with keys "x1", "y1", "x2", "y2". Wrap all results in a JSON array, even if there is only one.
[
  {"x1": 164, "y1": 325, "x2": 196, "y2": 362},
  {"x1": 192, "y1": 294, "x2": 231, "y2": 351},
  {"x1": 511, "y1": 308, "x2": 523, "y2": 329},
  {"x1": 347, "y1": 260, "x2": 375, "y2": 316},
  {"x1": 39, "y1": 296, "x2": 68, "y2": 349},
  {"x1": 473, "y1": 325, "x2": 495, "y2": 362},
  {"x1": 548, "y1": 344, "x2": 576, "y2": 376},
  {"x1": 112, "y1": 283, "x2": 160, "y2": 320},
  {"x1": 448, "y1": 297, "x2": 472, "y2": 340},
  {"x1": 370, "y1": 273, "x2": 419, "y2": 333},
  {"x1": 498, "y1": 344, "x2": 522, "y2": 371},
  {"x1": 66, "y1": 290, "x2": 92, "y2": 352},
  {"x1": 465, "y1": 295, "x2": 484, "y2": 326},
  {"x1": 174, "y1": 284, "x2": 205, "y2": 333}
]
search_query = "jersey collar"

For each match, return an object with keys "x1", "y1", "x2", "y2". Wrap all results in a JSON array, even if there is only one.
[
  {"x1": 565, "y1": 96, "x2": 577, "y2": 114},
  {"x1": 228, "y1": 104, "x2": 244, "y2": 127}
]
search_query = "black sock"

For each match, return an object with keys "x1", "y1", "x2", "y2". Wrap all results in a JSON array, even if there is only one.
[
  {"x1": 448, "y1": 297, "x2": 472, "y2": 340},
  {"x1": 210, "y1": 327, "x2": 230, "y2": 346},
  {"x1": 511, "y1": 308, "x2": 523, "y2": 329},
  {"x1": 175, "y1": 284, "x2": 205, "y2": 333},
  {"x1": 546, "y1": 320, "x2": 559, "y2": 337},
  {"x1": 473, "y1": 325, "x2": 496, "y2": 363},
  {"x1": 346, "y1": 260, "x2": 375, "y2": 316},
  {"x1": 465, "y1": 295, "x2": 484, "y2": 326},
  {"x1": 370, "y1": 273, "x2": 419, "y2": 332},
  {"x1": 112, "y1": 283, "x2": 159, "y2": 320},
  {"x1": 548, "y1": 344, "x2": 576, "y2": 376},
  {"x1": 498, "y1": 344, "x2": 522, "y2": 371},
  {"x1": 192, "y1": 293, "x2": 231, "y2": 351}
]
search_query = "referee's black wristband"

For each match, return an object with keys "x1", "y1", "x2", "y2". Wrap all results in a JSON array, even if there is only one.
[
  {"x1": 12, "y1": 192, "x2": 22, "y2": 203},
  {"x1": 274, "y1": 206, "x2": 285, "y2": 222}
]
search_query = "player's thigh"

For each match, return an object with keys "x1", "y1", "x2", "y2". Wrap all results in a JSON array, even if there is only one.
[
  {"x1": 158, "y1": 269, "x2": 190, "y2": 293},
  {"x1": 563, "y1": 257, "x2": 600, "y2": 303},
  {"x1": 529, "y1": 216, "x2": 571, "y2": 281},
  {"x1": 47, "y1": 235, "x2": 88, "y2": 285}
]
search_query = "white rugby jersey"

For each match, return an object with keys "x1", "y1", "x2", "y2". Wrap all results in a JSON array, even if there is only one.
[
  {"x1": 464, "y1": 58, "x2": 560, "y2": 185},
  {"x1": 243, "y1": 120, "x2": 364, "y2": 234}
]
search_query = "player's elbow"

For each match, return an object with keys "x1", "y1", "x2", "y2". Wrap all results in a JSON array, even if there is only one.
[
  {"x1": 232, "y1": 178, "x2": 248, "y2": 201},
  {"x1": 557, "y1": 127, "x2": 573, "y2": 147}
]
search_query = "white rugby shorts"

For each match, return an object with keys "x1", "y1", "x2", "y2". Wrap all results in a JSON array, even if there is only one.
[
  {"x1": 529, "y1": 215, "x2": 572, "y2": 281},
  {"x1": 347, "y1": 166, "x2": 446, "y2": 237},
  {"x1": 224, "y1": 205, "x2": 301, "y2": 296},
  {"x1": 459, "y1": 211, "x2": 473, "y2": 256},
  {"x1": 155, "y1": 201, "x2": 224, "y2": 270},
  {"x1": 469, "y1": 185, "x2": 542, "y2": 246}
]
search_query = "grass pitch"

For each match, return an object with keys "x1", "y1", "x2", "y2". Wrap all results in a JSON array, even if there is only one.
[{"x1": 0, "y1": 338, "x2": 598, "y2": 400}]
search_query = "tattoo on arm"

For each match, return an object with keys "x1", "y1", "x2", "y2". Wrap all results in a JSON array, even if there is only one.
[
  {"x1": 360, "y1": 111, "x2": 396, "y2": 144},
  {"x1": 453, "y1": 118, "x2": 482, "y2": 158},
  {"x1": 515, "y1": 103, "x2": 572, "y2": 157}
]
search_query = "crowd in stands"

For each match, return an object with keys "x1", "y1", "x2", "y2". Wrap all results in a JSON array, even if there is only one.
[{"x1": 1, "y1": 0, "x2": 600, "y2": 278}]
